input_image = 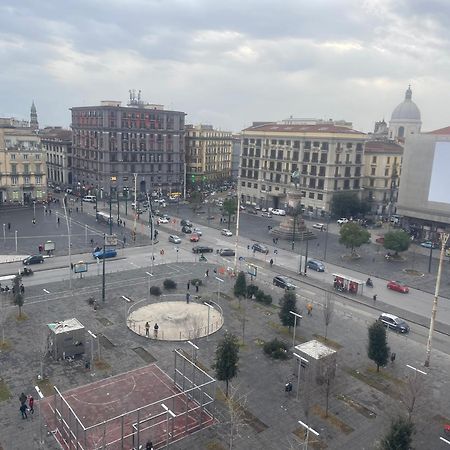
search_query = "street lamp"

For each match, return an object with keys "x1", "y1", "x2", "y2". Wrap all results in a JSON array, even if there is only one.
[
  {"x1": 215, "y1": 276, "x2": 224, "y2": 306},
  {"x1": 145, "y1": 271, "x2": 153, "y2": 300},
  {"x1": 33, "y1": 200, "x2": 36, "y2": 221},
  {"x1": 298, "y1": 419, "x2": 319, "y2": 450},
  {"x1": 289, "y1": 311, "x2": 303, "y2": 348},
  {"x1": 146, "y1": 193, "x2": 155, "y2": 274},
  {"x1": 87, "y1": 330, "x2": 97, "y2": 373},
  {"x1": 61, "y1": 195, "x2": 73, "y2": 290},
  {"x1": 34, "y1": 385, "x2": 44, "y2": 446},
  {"x1": 203, "y1": 302, "x2": 214, "y2": 340}
]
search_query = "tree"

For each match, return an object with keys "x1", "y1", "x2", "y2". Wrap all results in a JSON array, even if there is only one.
[
  {"x1": 368, "y1": 321, "x2": 390, "y2": 372},
  {"x1": 380, "y1": 416, "x2": 415, "y2": 450},
  {"x1": 279, "y1": 291, "x2": 298, "y2": 331},
  {"x1": 339, "y1": 222, "x2": 370, "y2": 255},
  {"x1": 189, "y1": 190, "x2": 202, "y2": 210},
  {"x1": 383, "y1": 230, "x2": 411, "y2": 256},
  {"x1": 13, "y1": 276, "x2": 24, "y2": 318},
  {"x1": 213, "y1": 332, "x2": 240, "y2": 397},
  {"x1": 322, "y1": 292, "x2": 334, "y2": 341},
  {"x1": 316, "y1": 357, "x2": 336, "y2": 417},
  {"x1": 330, "y1": 192, "x2": 369, "y2": 218},
  {"x1": 233, "y1": 272, "x2": 247, "y2": 301},
  {"x1": 223, "y1": 198, "x2": 237, "y2": 227}
]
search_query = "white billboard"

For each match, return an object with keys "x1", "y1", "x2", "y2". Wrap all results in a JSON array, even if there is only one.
[{"x1": 428, "y1": 141, "x2": 450, "y2": 205}]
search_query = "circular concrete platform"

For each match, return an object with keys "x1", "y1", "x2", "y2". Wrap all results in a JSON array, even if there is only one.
[{"x1": 127, "y1": 301, "x2": 224, "y2": 341}]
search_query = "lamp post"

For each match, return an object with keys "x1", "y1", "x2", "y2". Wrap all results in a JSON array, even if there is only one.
[
  {"x1": 15, "y1": 230, "x2": 18, "y2": 253},
  {"x1": 145, "y1": 271, "x2": 153, "y2": 300},
  {"x1": 304, "y1": 237, "x2": 310, "y2": 275},
  {"x1": 34, "y1": 385, "x2": 44, "y2": 447},
  {"x1": 88, "y1": 330, "x2": 97, "y2": 373},
  {"x1": 215, "y1": 276, "x2": 224, "y2": 306},
  {"x1": 101, "y1": 233, "x2": 106, "y2": 302},
  {"x1": 62, "y1": 195, "x2": 72, "y2": 290},
  {"x1": 203, "y1": 302, "x2": 214, "y2": 340},
  {"x1": 293, "y1": 353, "x2": 309, "y2": 401},
  {"x1": 187, "y1": 340, "x2": 199, "y2": 363},
  {"x1": 146, "y1": 193, "x2": 155, "y2": 274},
  {"x1": 298, "y1": 419, "x2": 319, "y2": 450},
  {"x1": 33, "y1": 200, "x2": 36, "y2": 221},
  {"x1": 323, "y1": 212, "x2": 331, "y2": 261},
  {"x1": 290, "y1": 311, "x2": 303, "y2": 348},
  {"x1": 3, "y1": 224, "x2": 5, "y2": 244}
]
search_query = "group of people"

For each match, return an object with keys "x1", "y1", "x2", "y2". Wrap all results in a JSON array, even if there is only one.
[
  {"x1": 19, "y1": 392, "x2": 34, "y2": 419},
  {"x1": 145, "y1": 322, "x2": 159, "y2": 338}
]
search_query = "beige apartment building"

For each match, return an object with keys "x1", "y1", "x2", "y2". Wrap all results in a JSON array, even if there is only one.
[
  {"x1": 185, "y1": 124, "x2": 232, "y2": 186},
  {"x1": 240, "y1": 119, "x2": 366, "y2": 214},
  {"x1": 0, "y1": 127, "x2": 47, "y2": 204}
]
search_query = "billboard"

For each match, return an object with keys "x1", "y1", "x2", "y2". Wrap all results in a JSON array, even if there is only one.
[{"x1": 428, "y1": 142, "x2": 450, "y2": 205}]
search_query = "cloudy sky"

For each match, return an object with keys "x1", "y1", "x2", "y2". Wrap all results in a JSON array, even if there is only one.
[{"x1": 1, "y1": 0, "x2": 449, "y2": 133}]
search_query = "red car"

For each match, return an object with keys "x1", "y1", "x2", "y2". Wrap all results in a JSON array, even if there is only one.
[
  {"x1": 387, "y1": 280, "x2": 409, "y2": 294},
  {"x1": 190, "y1": 233, "x2": 200, "y2": 243}
]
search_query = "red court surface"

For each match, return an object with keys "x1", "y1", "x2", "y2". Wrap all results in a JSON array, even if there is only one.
[{"x1": 40, "y1": 363, "x2": 216, "y2": 449}]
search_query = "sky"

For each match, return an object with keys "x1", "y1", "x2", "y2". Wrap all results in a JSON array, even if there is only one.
[{"x1": 1, "y1": 0, "x2": 449, "y2": 133}]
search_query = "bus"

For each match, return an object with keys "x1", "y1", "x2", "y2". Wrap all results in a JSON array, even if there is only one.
[{"x1": 96, "y1": 211, "x2": 112, "y2": 224}]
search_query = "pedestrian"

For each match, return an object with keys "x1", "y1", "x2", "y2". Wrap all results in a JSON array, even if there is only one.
[
  {"x1": 57, "y1": 217, "x2": 60, "y2": 225},
  {"x1": 273, "y1": 238, "x2": 276, "y2": 244},
  {"x1": 76, "y1": 207, "x2": 79, "y2": 213},
  {"x1": 123, "y1": 236, "x2": 127, "y2": 246},
  {"x1": 153, "y1": 323, "x2": 159, "y2": 339},
  {"x1": 20, "y1": 284, "x2": 24, "y2": 294},
  {"x1": 49, "y1": 209, "x2": 51, "y2": 215},
  {"x1": 19, "y1": 392, "x2": 27, "y2": 405},
  {"x1": 373, "y1": 294, "x2": 377, "y2": 303},
  {"x1": 276, "y1": 238, "x2": 278, "y2": 244},
  {"x1": 145, "y1": 321, "x2": 150, "y2": 337},
  {"x1": 7, "y1": 222, "x2": 11, "y2": 231},
  {"x1": 307, "y1": 303, "x2": 313, "y2": 316},
  {"x1": 123, "y1": 221, "x2": 126, "y2": 228},
  {"x1": 32, "y1": 218, "x2": 36, "y2": 225},
  {"x1": 28, "y1": 395, "x2": 34, "y2": 414},
  {"x1": 186, "y1": 292, "x2": 190, "y2": 304},
  {"x1": 205, "y1": 269, "x2": 209, "y2": 278},
  {"x1": 270, "y1": 258, "x2": 273, "y2": 267},
  {"x1": 390, "y1": 352, "x2": 396, "y2": 363},
  {"x1": 20, "y1": 403, "x2": 28, "y2": 419},
  {"x1": 146, "y1": 440, "x2": 153, "y2": 450},
  {"x1": 195, "y1": 281, "x2": 199, "y2": 293},
  {"x1": 187, "y1": 281, "x2": 190, "y2": 290},
  {"x1": 90, "y1": 238, "x2": 94, "y2": 246}
]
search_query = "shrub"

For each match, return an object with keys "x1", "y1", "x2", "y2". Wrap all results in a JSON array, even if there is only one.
[
  {"x1": 163, "y1": 279, "x2": 177, "y2": 290},
  {"x1": 262, "y1": 294, "x2": 272, "y2": 305},
  {"x1": 190, "y1": 278, "x2": 203, "y2": 286},
  {"x1": 263, "y1": 339, "x2": 289, "y2": 360},
  {"x1": 247, "y1": 285, "x2": 259, "y2": 299},
  {"x1": 150, "y1": 286, "x2": 162, "y2": 296}
]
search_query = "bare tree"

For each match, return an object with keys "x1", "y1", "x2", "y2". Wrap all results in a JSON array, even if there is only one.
[
  {"x1": 401, "y1": 371, "x2": 427, "y2": 420},
  {"x1": 316, "y1": 356, "x2": 337, "y2": 417},
  {"x1": 322, "y1": 292, "x2": 335, "y2": 341}
]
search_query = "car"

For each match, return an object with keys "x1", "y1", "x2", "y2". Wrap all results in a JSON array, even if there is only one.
[
  {"x1": 190, "y1": 233, "x2": 200, "y2": 242},
  {"x1": 92, "y1": 248, "x2": 117, "y2": 259},
  {"x1": 239, "y1": 205, "x2": 246, "y2": 210},
  {"x1": 169, "y1": 235, "x2": 182, "y2": 244},
  {"x1": 192, "y1": 246, "x2": 214, "y2": 254},
  {"x1": 337, "y1": 218, "x2": 349, "y2": 225},
  {"x1": 272, "y1": 209, "x2": 286, "y2": 216},
  {"x1": 446, "y1": 248, "x2": 450, "y2": 257},
  {"x1": 375, "y1": 236, "x2": 385, "y2": 244},
  {"x1": 180, "y1": 219, "x2": 193, "y2": 227},
  {"x1": 273, "y1": 276, "x2": 296, "y2": 290},
  {"x1": 221, "y1": 228, "x2": 233, "y2": 236},
  {"x1": 261, "y1": 212, "x2": 273, "y2": 218},
  {"x1": 192, "y1": 228, "x2": 203, "y2": 236},
  {"x1": 22, "y1": 255, "x2": 44, "y2": 265},
  {"x1": 158, "y1": 217, "x2": 169, "y2": 224},
  {"x1": 247, "y1": 208, "x2": 258, "y2": 215},
  {"x1": 181, "y1": 226, "x2": 192, "y2": 234},
  {"x1": 312, "y1": 223, "x2": 326, "y2": 231},
  {"x1": 420, "y1": 241, "x2": 438, "y2": 249},
  {"x1": 306, "y1": 259, "x2": 325, "y2": 272},
  {"x1": 387, "y1": 280, "x2": 409, "y2": 293},
  {"x1": 378, "y1": 313, "x2": 410, "y2": 333},
  {"x1": 219, "y1": 248, "x2": 235, "y2": 256},
  {"x1": 252, "y1": 243, "x2": 269, "y2": 254}
]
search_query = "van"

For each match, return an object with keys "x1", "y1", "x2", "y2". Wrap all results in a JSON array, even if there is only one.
[
  {"x1": 83, "y1": 195, "x2": 96, "y2": 203},
  {"x1": 272, "y1": 209, "x2": 286, "y2": 216}
]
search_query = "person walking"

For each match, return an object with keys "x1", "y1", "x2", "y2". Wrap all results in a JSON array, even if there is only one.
[
  {"x1": 28, "y1": 395, "x2": 34, "y2": 415},
  {"x1": 153, "y1": 323, "x2": 159, "y2": 339},
  {"x1": 145, "y1": 322, "x2": 150, "y2": 338},
  {"x1": 57, "y1": 217, "x2": 60, "y2": 225},
  {"x1": 20, "y1": 284, "x2": 24, "y2": 295},
  {"x1": 270, "y1": 258, "x2": 274, "y2": 267},
  {"x1": 32, "y1": 218, "x2": 36, "y2": 225},
  {"x1": 19, "y1": 392, "x2": 27, "y2": 405},
  {"x1": 186, "y1": 292, "x2": 190, "y2": 304},
  {"x1": 373, "y1": 294, "x2": 377, "y2": 303},
  {"x1": 7, "y1": 222, "x2": 11, "y2": 231},
  {"x1": 307, "y1": 303, "x2": 313, "y2": 316},
  {"x1": 20, "y1": 403, "x2": 28, "y2": 419},
  {"x1": 187, "y1": 281, "x2": 190, "y2": 290},
  {"x1": 205, "y1": 269, "x2": 209, "y2": 278},
  {"x1": 195, "y1": 281, "x2": 199, "y2": 293}
]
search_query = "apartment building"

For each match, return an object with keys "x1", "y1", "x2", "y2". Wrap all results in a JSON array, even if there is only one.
[
  {"x1": 185, "y1": 124, "x2": 232, "y2": 186},
  {"x1": 240, "y1": 120, "x2": 366, "y2": 214}
]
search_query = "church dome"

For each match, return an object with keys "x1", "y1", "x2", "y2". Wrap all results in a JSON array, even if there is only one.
[{"x1": 391, "y1": 86, "x2": 421, "y2": 121}]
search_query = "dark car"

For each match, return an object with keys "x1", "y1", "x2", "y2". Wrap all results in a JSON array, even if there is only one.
[
  {"x1": 273, "y1": 276, "x2": 296, "y2": 290},
  {"x1": 219, "y1": 248, "x2": 235, "y2": 257},
  {"x1": 378, "y1": 313, "x2": 410, "y2": 333},
  {"x1": 180, "y1": 219, "x2": 193, "y2": 227},
  {"x1": 92, "y1": 248, "x2": 117, "y2": 259},
  {"x1": 252, "y1": 243, "x2": 269, "y2": 254},
  {"x1": 306, "y1": 259, "x2": 325, "y2": 272},
  {"x1": 23, "y1": 255, "x2": 44, "y2": 265},
  {"x1": 181, "y1": 226, "x2": 192, "y2": 234},
  {"x1": 192, "y1": 246, "x2": 214, "y2": 254}
]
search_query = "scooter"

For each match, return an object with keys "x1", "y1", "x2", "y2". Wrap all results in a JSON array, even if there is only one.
[
  {"x1": 20, "y1": 267, "x2": 33, "y2": 276},
  {"x1": 366, "y1": 278, "x2": 373, "y2": 288}
]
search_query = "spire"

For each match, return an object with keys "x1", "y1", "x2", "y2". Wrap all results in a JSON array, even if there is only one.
[
  {"x1": 405, "y1": 85, "x2": 412, "y2": 101},
  {"x1": 30, "y1": 100, "x2": 38, "y2": 130}
]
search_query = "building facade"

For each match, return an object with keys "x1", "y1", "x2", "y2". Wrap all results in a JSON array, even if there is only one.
[
  {"x1": 0, "y1": 127, "x2": 47, "y2": 204},
  {"x1": 71, "y1": 95, "x2": 186, "y2": 197},
  {"x1": 240, "y1": 120, "x2": 366, "y2": 214},
  {"x1": 363, "y1": 140, "x2": 403, "y2": 215},
  {"x1": 40, "y1": 127, "x2": 73, "y2": 187},
  {"x1": 231, "y1": 134, "x2": 241, "y2": 180},
  {"x1": 185, "y1": 124, "x2": 232, "y2": 187}
]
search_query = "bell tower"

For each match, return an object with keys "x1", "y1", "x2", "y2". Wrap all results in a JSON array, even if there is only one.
[{"x1": 30, "y1": 101, "x2": 39, "y2": 130}]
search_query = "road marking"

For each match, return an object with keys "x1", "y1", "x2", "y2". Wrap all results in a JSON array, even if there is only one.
[{"x1": 121, "y1": 295, "x2": 132, "y2": 303}]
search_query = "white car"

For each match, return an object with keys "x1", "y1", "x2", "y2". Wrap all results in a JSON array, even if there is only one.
[
  {"x1": 168, "y1": 235, "x2": 181, "y2": 244},
  {"x1": 193, "y1": 228, "x2": 203, "y2": 236},
  {"x1": 261, "y1": 212, "x2": 273, "y2": 218},
  {"x1": 272, "y1": 209, "x2": 286, "y2": 216},
  {"x1": 337, "y1": 218, "x2": 349, "y2": 225},
  {"x1": 158, "y1": 217, "x2": 169, "y2": 224},
  {"x1": 312, "y1": 223, "x2": 326, "y2": 231},
  {"x1": 221, "y1": 228, "x2": 233, "y2": 236}
]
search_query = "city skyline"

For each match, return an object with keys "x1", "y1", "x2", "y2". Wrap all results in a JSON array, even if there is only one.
[{"x1": 1, "y1": 0, "x2": 449, "y2": 132}]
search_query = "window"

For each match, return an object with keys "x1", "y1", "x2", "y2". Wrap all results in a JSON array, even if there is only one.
[
  {"x1": 24, "y1": 176, "x2": 30, "y2": 185},
  {"x1": 320, "y1": 153, "x2": 328, "y2": 163},
  {"x1": 247, "y1": 182, "x2": 252, "y2": 187},
  {"x1": 384, "y1": 168, "x2": 389, "y2": 176},
  {"x1": 309, "y1": 192, "x2": 315, "y2": 199},
  {"x1": 23, "y1": 164, "x2": 29, "y2": 174},
  {"x1": 313, "y1": 141, "x2": 320, "y2": 148},
  {"x1": 372, "y1": 156, "x2": 377, "y2": 164},
  {"x1": 355, "y1": 154, "x2": 361, "y2": 164},
  {"x1": 371, "y1": 167, "x2": 376, "y2": 175},
  {"x1": 310, "y1": 165, "x2": 317, "y2": 176},
  {"x1": 385, "y1": 179, "x2": 389, "y2": 187},
  {"x1": 303, "y1": 152, "x2": 310, "y2": 162},
  {"x1": 317, "y1": 193, "x2": 323, "y2": 200},
  {"x1": 277, "y1": 150, "x2": 283, "y2": 160},
  {"x1": 241, "y1": 181, "x2": 245, "y2": 187},
  {"x1": 356, "y1": 143, "x2": 363, "y2": 151},
  {"x1": 10, "y1": 154, "x2": 16, "y2": 160},
  {"x1": 344, "y1": 167, "x2": 351, "y2": 177},
  {"x1": 293, "y1": 151, "x2": 299, "y2": 161},
  {"x1": 343, "y1": 179, "x2": 350, "y2": 189},
  {"x1": 345, "y1": 154, "x2": 351, "y2": 163},
  {"x1": 370, "y1": 179, "x2": 375, "y2": 187},
  {"x1": 304, "y1": 141, "x2": 311, "y2": 150},
  {"x1": 11, "y1": 176, "x2": 18, "y2": 185},
  {"x1": 311, "y1": 153, "x2": 318, "y2": 163},
  {"x1": 318, "y1": 179, "x2": 324, "y2": 189},
  {"x1": 353, "y1": 179, "x2": 360, "y2": 189},
  {"x1": 387, "y1": 157, "x2": 391, "y2": 164},
  {"x1": 346, "y1": 143, "x2": 353, "y2": 149},
  {"x1": 23, "y1": 154, "x2": 28, "y2": 160},
  {"x1": 36, "y1": 176, "x2": 42, "y2": 185},
  {"x1": 319, "y1": 166, "x2": 325, "y2": 176}
]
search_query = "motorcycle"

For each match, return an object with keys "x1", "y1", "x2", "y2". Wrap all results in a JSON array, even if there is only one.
[
  {"x1": 366, "y1": 278, "x2": 373, "y2": 288},
  {"x1": 20, "y1": 267, "x2": 33, "y2": 276}
]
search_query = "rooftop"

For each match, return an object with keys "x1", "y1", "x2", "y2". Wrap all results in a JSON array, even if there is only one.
[
  {"x1": 365, "y1": 140, "x2": 404, "y2": 154},
  {"x1": 427, "y1": 126, "x2": 450, "y2": 135},
  {"x1": 243, "y1": 122, "x2": 365, "y2": 135},
  {"x1": 295, "y1": 339, "x2": 337, "y2": 360},
  {"x1": 47, "y1": 318, "x2": 84, "y2": 334}
]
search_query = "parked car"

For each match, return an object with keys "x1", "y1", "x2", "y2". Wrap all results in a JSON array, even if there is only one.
[
  {"x1": 312, "y1": 223, "x2": 326, "y2": 231},
  {"x1": 273, "y1": 276, "x2": 296, "y2": 290},
  {"x1": 192, "y1": 228, "x2": 203, "y2": 236},
  {"x1": 420, "y1": 241, "x2": 438, "y2": 249},
  {"x1": 306, "y1": 259, "x2": 325, "y2": 272},
  {"x1": 219, "y1": 248, "x2": 235, "y2": 257},
  {"x1": 168, "y1": 235, "x2": 181, "y2": 244},
  {"x1": 337, "y1": 218, "x2": 349, "y2": 225},
  {"x1": 190, "y1": 233, "x2": 200, "y2": 242},
  {"x1": 22, "y1": 255, "x2": 44, "y2": 265},
  {"x1": 192, "y1": 246, "x2": 214, "y2": 254},
  {"x1": 158, "y1": 217, "x2": 169, "y2": 224},
  {"x1": 247, "y1": 208, "x2": 258, "y2": 215},
  {"x1": 221, "y1": 228, "x2": 233, "y2": 236},
  {"x1": 181, "y1": 226, "x2": 192, "y2": 234},
  {"x1": 272, "y1": 209, "x2": 286, "y2": 216},
  {"x1": 387, "y1": 280, "x2": 409, "y2": 293},
  {"x1": 375, "y1": 236, "x2": 385, "y2": 244},
  {"x1": 180, "y1": 219, "x2": 193, "y2": 227},
  {"x1": 252, "y1": 243, "x2": 269, "y2": 254},
  {"x1": 92, "y1": 248, "x2": 117, "y2": 259},
  {"x1": 261, "y1": 212, "x2": 273, "y2": 218},
  {"x1": 378, "y1": 313, "x2": 410, "y2": 333}
]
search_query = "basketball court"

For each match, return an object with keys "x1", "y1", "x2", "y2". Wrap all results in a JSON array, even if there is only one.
[{"x1": 40, "y1": 350, "x2": 216, "y2": 449}]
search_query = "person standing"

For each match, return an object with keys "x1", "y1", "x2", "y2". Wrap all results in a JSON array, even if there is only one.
[
  {"x1": 307, "y1": 303, "x2": 313, "y2": 316},
  {"x1": 145, "y1": 322, "x2": 150, "y2": 337},
  {"x1": 186, "y1": 292, "x2": 190, "y2": 304},
  {"x1": 153, "y1": 323, "x2": 159, "y2": 339},
  {"x1": 28, "y1": 395, "x2": 34, "y2": 415},
  {"x1": 187, "y1": 281, "x2": 190, "y2": 290},
  {"x1": 205, "y1": 269, "x2": 209, "y2": 278},
  {"x1": 7, "y1": 222, "x2": 11, "y2": 231},
  {"x1": 20, "y1": 284, "x2": 24, "y2": 294},
  {"x1": 20, "y1": 403, "x2": 28, "y2": 419},
  {"x1": 195, "y1": 281, "x2": 199, "y2": 293},
  {"x1": 270, "y1": 258, "x2": 274, "y2": 267}
]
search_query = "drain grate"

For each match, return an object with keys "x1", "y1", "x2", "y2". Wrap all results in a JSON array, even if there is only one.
[
  {"x1": 98, "y1": 334, "x2": 115, "y2": 350},
  {"x1": 132, "y1": 347, "x2": 157, "y2": 363}
]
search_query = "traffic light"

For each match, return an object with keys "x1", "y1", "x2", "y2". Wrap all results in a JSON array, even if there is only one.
[{"x1": 191, "y1": 175, "x2": 195, "y2": 183}]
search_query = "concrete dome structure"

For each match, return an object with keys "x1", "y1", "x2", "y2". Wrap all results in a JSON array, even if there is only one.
[
  {"x1": 389, "y1": 86, "x2": 422, "y2": 141},
  {"x1": 391, "y1": 87, "x2": 421, "y2": 121}
]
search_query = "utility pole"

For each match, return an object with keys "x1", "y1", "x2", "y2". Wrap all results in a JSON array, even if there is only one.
[
  {"x1": 102, "y1": 233, "x2": 106, "y2": 302},
  {"x1": 146, "y1": 193, "x2": 155, "y2": 274},
  {"x1": 133, "y1": 173, "x2": 138, "y2": 242},
  {"x1": 424, "y1": 232, "x2": 449, "y2": 367},
  {"x1": 183, "y1": 162, "x2": 187, "y2": 201},
  {"x1": 62, "y1": 194, "x2": 72, "y2": 290}
]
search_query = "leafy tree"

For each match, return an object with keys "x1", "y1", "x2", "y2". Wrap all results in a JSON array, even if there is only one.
[
  {"x1": 380, "y1": 416, "x2": 415, "y2": 450},
  {"x1": 233, "y1": 272, "x2": 247, "y2": 300},
  {"x1": 368, "y1": 321, "x2": 390, "y2": 372},
  {"x1": 339, "y1": 222, "x2": 370, "y2": 255},
  {"x1": 279, "y1": 291, "x2": 298, "y2": 331},
  {"x1": 13, "y1": 276, "x2": 24, "y2": 317},
  {"x1": 330, "y1": 192, "x2": 369, "y2": 218},
  {"x1": 189, "y1": 190, "x2": 202, "y2": 210},
  {"x1": 213, "y1": 332, "x2": 240, "y2": 397},
  {"x1": 223, "y1": 198, "x2": 237, "y2": 227},
  {"x1": 383, "y1": 230, "x2": 411, "y2": 256},
  {"x1": 163, "y1": 279, "x2": 177, "y2": 290}
]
